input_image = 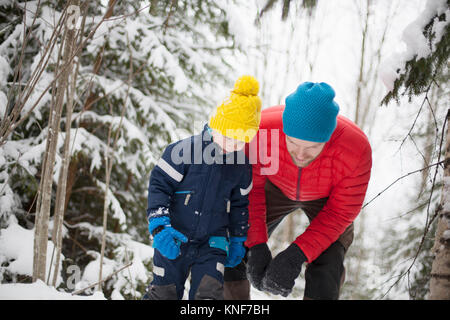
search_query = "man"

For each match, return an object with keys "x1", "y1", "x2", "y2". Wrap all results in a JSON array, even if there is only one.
[{"x1": 223, "y1": 82, "x2": 372, "y2": 300}]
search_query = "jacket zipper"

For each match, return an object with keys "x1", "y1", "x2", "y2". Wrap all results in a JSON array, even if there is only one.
[{"x1": 296, "y1": 167, "x2": 302, "y2": 201}]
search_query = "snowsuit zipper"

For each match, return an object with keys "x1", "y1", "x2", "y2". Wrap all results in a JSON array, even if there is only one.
[
  {"x1": 193, "y1": 162, "x2": 214, "y2": 238},
  {"x1": 296, "y1": 167, "x2": 302, "y2": 201}
]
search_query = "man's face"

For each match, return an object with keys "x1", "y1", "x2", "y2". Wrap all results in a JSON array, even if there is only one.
[{"x1": 285, "y1": 135, "x2": 326, "y2": 168}]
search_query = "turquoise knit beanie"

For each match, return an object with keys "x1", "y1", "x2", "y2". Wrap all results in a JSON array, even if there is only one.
[{"x1": 283, "y1": 82, "x2": 339, "y2": 143}]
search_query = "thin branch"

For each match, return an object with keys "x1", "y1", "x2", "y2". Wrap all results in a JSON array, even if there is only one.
[
  {"x1": 124, "y1": 248, "x2": 137, "y2": 300},
  {"x1": 0, "y1": 0, "x2": 136, "y2": 147},
  {"x1": 102, "y1": 4, "x2": 150, "y2": 21},
  {"x1": 71, "y1": 262, "x2": 132, "y2": 296},
  {"x1": 383, "y1": 201, "x2": 428, "y2": 222},
  {"x1": 163, "y1": 0, "x2": 177, "y2": 34},
  {"x1": 362, "y1": 160, "x2": 445, "y2": 209},
  {"x1": 409, "y1": 133, "x2": 428, "y2": 165},
  {"x1": 377, "y1": 108, "x2": 449, "y2": 299},
  {"x1": 395, "y1": 82, "x2": 434, "y2": 155},
  {"x1": 98, "y1": 30, "x2": 132, "y2": 292},
  {"x1": 395, "y1": 102, "x2": 424, "y2": 154},
  {"x1": 423, "y1": 108, "x2": 449, "y2": 234},
  {"x1": 425, "y1": 96, "x2": 439, "y2": 134}
]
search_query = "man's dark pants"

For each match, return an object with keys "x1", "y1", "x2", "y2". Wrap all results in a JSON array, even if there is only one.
[{"x1": 224, "y1": 179, "x2": 354, "y2": 300}]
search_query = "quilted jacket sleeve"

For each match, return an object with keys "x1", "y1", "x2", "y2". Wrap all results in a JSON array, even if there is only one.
[
  {"x1": 294, "y1": 143, "x2": 372, "y2": 262},
  {"x1": 244, "y1": 152, "x2": 269, "y2": 248},
  {"x1": 146, "y1": 141, "x2": 188, "y2": 221}
]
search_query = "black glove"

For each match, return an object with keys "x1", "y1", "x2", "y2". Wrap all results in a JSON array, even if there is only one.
[
  {"x1": 262, "y1": 243, "x2": 307, "y2": 297},
  {"x1": 246, "y1": 243, "x2": 272, "y2": 291}
]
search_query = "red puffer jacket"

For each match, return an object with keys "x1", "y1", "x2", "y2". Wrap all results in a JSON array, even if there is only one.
[{"x1": 245, "y1": 105, "x2": 372, "y2": 262}]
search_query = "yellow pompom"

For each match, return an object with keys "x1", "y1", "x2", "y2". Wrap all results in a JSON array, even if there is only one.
[{"x1": 233, "y1": 75, "x2": 259, "y2": 96}]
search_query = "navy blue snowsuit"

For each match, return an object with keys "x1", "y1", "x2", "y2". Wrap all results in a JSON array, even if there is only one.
[{"x1": 144, "y1": 125, "x2": 252, "y2": 300}]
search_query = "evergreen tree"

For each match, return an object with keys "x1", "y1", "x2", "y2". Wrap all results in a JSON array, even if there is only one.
[
  {"x1": 380, "y1": 0, "x2": 449, "y2": 299},
  {"x1": 381, "y1": 0, "x2": 449, "y2": 105},
  {"x1": 258, "y1": 0, "x2": 317, "y2": 21},
  {"x1": 0, "y1": 0, "x2": 241, "y2": 299}
]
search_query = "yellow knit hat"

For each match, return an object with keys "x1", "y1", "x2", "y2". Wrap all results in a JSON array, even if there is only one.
[{"x1": 209, "y1": 75, "x2": 262, "y2": 143}]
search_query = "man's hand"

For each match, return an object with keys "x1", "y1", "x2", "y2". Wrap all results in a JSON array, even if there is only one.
[
  {"x1": 246, "y1": 243, "x2": 272, "y2": 290},
  {"x1": 262, "y1": 243, "x2": 307, "y2": 297}
]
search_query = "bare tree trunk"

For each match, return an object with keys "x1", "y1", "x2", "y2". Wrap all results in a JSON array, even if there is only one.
[
  {"x1": 33, "y1": 13, "x2": 76, "y2": 282},
  {"x1": 351, "y1": 3, "x2": 370, "y2": 289},
  {"x1": 97, "y1": 1, "x2": 123, "y2": 291},
  {"x1": 348, "y1": 1, "x2": 394, "y2": 295},
  {"x1": 98, "y1": 140, "x2": 112, "y2": 291},
  {"x1": 97, "y1": 87, "x2": 131, "y2": 291},
  {"x1": 50, "y1": 4, "x2": 81, "y2": 285},
  {"x1": 354, "y1": 0, "x2": 370, "y2": 128},
  {"x1": 150, "y1": 0, "x2": 158, "y2": 15},
  {"x1": 429, "y1": 109, "x2": 450, "y2": 299}
]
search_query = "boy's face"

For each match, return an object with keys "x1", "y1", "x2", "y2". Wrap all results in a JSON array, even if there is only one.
[
  {"x1": 211, "y1": 130, "x2": 246, "y2": 153},
  {"x1": 285, "y1": 135, "x2": 326, "y2": 168}
]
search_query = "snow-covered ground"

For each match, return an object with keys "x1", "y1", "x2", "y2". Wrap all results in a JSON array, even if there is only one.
[
  {"x1": 0, "y1": 279, "x2": 286, "y2": 300},
  {"x1": 0, "y1": 280, "x2": 105, "y2": 300}
]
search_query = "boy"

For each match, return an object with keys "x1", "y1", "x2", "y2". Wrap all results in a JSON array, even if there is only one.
[{"x1": 143, "y1": 76, "x2": 261, "y2": 300}]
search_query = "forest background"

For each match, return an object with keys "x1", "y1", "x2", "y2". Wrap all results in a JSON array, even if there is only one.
[{"x1": 0, "y1": 0, "x2": 448, "y2": 300}]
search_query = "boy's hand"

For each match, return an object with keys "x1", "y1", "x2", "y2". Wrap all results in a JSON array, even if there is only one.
[
  {"x1": 149, "y1": 216, "x2": 188, "y2": 260},
  {"x1": 153, "y1": 227, "x2": 188, "y2": 260},
  {"x1": 225, "y1": 237, "x2": 246, "y2": 267}
]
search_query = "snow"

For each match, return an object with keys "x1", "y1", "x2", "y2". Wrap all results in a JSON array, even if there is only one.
[
  {"x1": 0, "y1": 55, "x2": 10, "y2": 88},
  {"x1": 380, "y1": 0, "x2": 449, "y2": 91},
  {"x1": 401, "y1": 0, "x2": 448, "y2": 60},
  {"x1": 0, "y1": 219, "x2": 35, "y2": 278},
  {"x1": 443, "y1": 230, "x2": 450, "y2": 240},
  {"x1": 219, "y1": 1, "x2": 253, "y2": 48},
  {"x1": 94, "y1": 179, "x2": 127, "y2": 228},
  {"x1": 380, "y1": 53, "x2": 403, "y2": 92},
  {"x1": 78, "y1": 255, "x2": 115, "y2": 289},
  {"x1": 443, "y1": 176, "x2": 450, "y2": 213},
  {"x1": 0, "y1": 177, "x2": 17, "y2": 217},
  {"x1": 0, "y1": 215, "x2": 153, "y2": 299},
  {"x1": 0, "y1": 0, "x2": 11, "y2": 7},
  {"x1": 0, "y1": 91, "x2": 6, "y2": 119},
  {"x1": 0, "y1": 280, "x2": 106, "y2": 300},
  {"x1": 0, "y1": 216, "x2": 63, "y2": 286}
]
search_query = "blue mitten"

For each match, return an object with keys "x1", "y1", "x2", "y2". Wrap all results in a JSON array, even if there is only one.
[
  {"x1": 225, "y1": 237, "x2": 247, "y2": 267},
  {"x1": 149, "y1": 216, "x2": 188, "y2": 260}
]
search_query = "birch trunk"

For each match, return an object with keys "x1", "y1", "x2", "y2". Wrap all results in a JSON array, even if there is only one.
[
  {"x1": 429, "y1": 109, "x2": 450, "y2": 299},
  {"x1": 51, "y1": 17, "x2": 79, "y2": 286},
  {"x1": 97, "y1": 0, "x2": 119, "y2": 292},
  {"x1": 354, "y1": 0, "x2": 370, "y2": 128},
  {"x1": 32, "y1": 12, "x2": 76, "y2": 283}
]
